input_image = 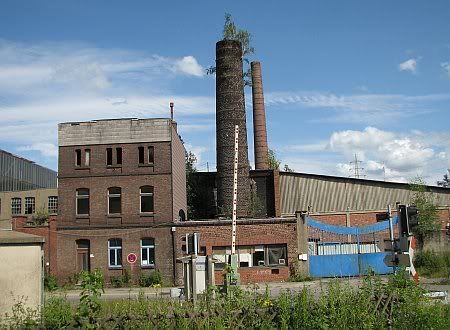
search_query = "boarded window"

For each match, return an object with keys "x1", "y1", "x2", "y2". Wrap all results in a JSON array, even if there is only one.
[{"x1": 148, "y1": 146, "x2": 154, "y2": 164}]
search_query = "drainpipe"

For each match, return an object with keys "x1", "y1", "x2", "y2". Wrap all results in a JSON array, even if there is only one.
[{"x1": 171, "y1": 226, "x2": 177, "y2": 285}]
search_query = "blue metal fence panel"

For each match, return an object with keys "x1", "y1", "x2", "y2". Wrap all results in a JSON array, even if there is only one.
[
  {"x1": 307, "y1": 216, "x2": 398, "y2": 235},
  {"x1": 359, "y1": 253, "x2": 393, "y2": 275},
  {"x1": 309, "y1": 255, "x2": 360, "y2": 277}
]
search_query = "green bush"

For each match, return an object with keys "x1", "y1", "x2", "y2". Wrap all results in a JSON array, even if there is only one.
[
  {"x1": 44, "y1": 273, "x2": 58, "y2": 291},
  {"x1": 42, "y1": 297, "x2": 73, "y2": 329},
  {"x1": 138, "y1": 270, "x2": 162, "y2": 287},
  {"x1": 414, "y1": 250, "x2": 448, "y2": 277},
  {"x1": 110, "y1": 275, "x2": 123, "y2": 288}
]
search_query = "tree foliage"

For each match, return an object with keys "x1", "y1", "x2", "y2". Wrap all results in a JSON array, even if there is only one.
[
  {"x1": 409, "y1": 177, "x2": 440, "y2": 249},
  {"x1": 268, "y1": 149, "x2": 281, "y2": 170},
  {"x1": 437, "y1": 170, "x2": 450, "y2": 188},
  {"x1": 207, "y1": 13, "x2": 255, "y2": 86},
  {"x1": 186, "y1": 151, "x2": 198, "y2": 220}
]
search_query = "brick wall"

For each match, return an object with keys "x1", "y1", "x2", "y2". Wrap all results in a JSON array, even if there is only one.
[
  {"x1": 12, "y1": 216, "x2": 58, "y2": 275},
  {"x1": 56, "y1": 227, "x2": 174, "y2": 285}
]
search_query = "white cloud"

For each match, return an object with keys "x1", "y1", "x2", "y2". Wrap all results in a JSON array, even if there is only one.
[
  {"x1": 18, "y1": 143, "x2": 58, "y2": 157},
  {"x1": 264, "y1": 91, "x2": 448, "y2": 124},
  {"x1": 398, "y1": 58, "x2": 418, "y2": 73},
  {"x1": 173, "y1": 56, "x2": 204, "y2": 77},
  {"x1": 441, "y1": 62, "x2": 450, "y2": 77}
]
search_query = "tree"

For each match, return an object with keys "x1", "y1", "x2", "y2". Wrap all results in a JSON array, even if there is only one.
[
  {"x1": 437, "y1": 170, "x2": 450, "y2": 188},
  {"x1": 268, "y1": 149, "x2": 281, "y2": 170},
  {"x1": 207, "y1": 13, "x2": 255, "y2": 86},
  {"x1": 185, "y1": 151, "x2": 198, "y2": 220},
  {"x1": 409, "y1": 177, "x2": 440, "y2": 249},
  {"x1": 283, "y1": 164, "x2": 294, "y2": 172}
]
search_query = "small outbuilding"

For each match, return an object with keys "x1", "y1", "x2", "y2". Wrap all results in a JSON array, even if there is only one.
[{"x1": 0, "y1": 230, "x2": 45, "y2": 317}]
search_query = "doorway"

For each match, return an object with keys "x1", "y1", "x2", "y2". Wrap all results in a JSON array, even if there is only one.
[{"x1": 76, "y1": 239, "x2": 90, "y2": 272}]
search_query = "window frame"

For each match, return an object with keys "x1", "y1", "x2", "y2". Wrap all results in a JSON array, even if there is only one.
[
  {"x1": 108, "y1": 238, "x2": 122, "y2": 268},
  {"x1": 148, "y1": 146, "x2": 154, "y2": 164},
  {"x1": 116, "y1": 147, "x2": 122, "y2": 165},
  {"x1": 11, "y1": 197, "x2": 22, "y2": 215},
  {"x1": 140, "y1": 186, "x2": 154, "y2": 214},
  {"x1": 106, "y1": 148, "x2": 113, "y2": 166},
  {"x1": 107, "y1": 187, "x2": 122, "y2": 215},
  {"x1": 84, "y1": 149, "x2": 91, "y2": 167},
  {"x1": 75, "y1": 149, "x2": 82, "y2": 167},
  {"x1": 24, "y1": 197, "x2": 35, "y2": 215},
  {"x1": 76, "y1": 188, "x2": 90, "y2": 216},
  {"x1": 140, "y1": 238, "x2": 155, "y2": 268},
  {"x1": 48, "y1": 196, "x2": 58, "y2": 214}
]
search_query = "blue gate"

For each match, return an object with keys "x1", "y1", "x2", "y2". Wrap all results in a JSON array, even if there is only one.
[{"x1": 308, "y1": 216, "x2": 397, "y2": 277}]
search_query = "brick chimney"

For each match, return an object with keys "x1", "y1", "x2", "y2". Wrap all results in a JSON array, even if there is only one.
[
  {"x1": 216, "y1": 40, "x2": 250, "y2": 217},
  {"x1": 251, "y1": 61, "x2": 269, "y2": 170}
]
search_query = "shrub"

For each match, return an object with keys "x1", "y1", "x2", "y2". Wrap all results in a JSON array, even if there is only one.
[
  {"x1": 42, "y1": 296, "x2": 72, "y2": 329},
  {"x1": 138, "y1": 270, "x2": 162, "y2": 287},
  {"x1": 414, "y1": 250, "x2": 448, "y2": 277},
  {"x1": 74, "y1": 269, "x2": 104, "y2": 328},
  {"x1": 44, "y1": 273, "x2": 58, "y2": 291},
  {"x1": 110, "y1": 276, "x2": 123, "y2": 288}
]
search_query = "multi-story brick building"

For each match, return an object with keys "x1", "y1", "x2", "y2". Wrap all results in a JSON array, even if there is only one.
[{"x1": 56, "y1": 118, "x2": 186, "y2": 283}]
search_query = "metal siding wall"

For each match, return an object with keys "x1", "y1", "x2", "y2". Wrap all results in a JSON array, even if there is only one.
[
  {"x1": 0, "y1": 150, "x2": 57, "y2": 192},
  {"x1": 280, "y1": 174, "x2": 450, "y2": 215}
]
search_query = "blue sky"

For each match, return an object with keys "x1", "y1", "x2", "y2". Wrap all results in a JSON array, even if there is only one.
[{"x1": 1, "y1": 1, "x2": 449, "y2": 185}]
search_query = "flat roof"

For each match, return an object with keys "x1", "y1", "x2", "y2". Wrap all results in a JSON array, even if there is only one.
[{"x1": 0, "y1": 230, "x2": 45, "y2": 244}]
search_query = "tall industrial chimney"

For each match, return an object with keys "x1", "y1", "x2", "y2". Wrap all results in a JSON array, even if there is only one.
[
  {"x1": 251, "y1": 61, "x2": 269, "y2": 170},
  {"x1": 216, "y1": 40, "x2": 250, "y2": 217}
]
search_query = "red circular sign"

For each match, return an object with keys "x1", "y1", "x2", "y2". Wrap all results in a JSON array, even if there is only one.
[{"x1": 127, "y1": 253, "x2": 137, "y2": 264}]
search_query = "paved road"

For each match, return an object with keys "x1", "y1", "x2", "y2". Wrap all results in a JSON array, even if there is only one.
[{"x1": 48, "y1": 277, "x2": 449, "y2": 302}]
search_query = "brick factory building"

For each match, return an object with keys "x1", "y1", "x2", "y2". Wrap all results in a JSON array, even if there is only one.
[{"x1": 56, "y1": 118, "x2": 186, "y2": 283}]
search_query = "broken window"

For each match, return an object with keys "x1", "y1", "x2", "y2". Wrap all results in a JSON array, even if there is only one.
[
  {"x1": 116, "y1": 147, "x2": 122, "y2": 165},
  {"x1": 138, "y1": 146, "x2": 145, "y2": 164},
  {"x1": 48, "y1": 196, "x2": 58, "y2": 214},
  {"x1": 24, "y1": 197, "x2": 35, "y2": 214},
  {"x1": 106, "y1": 148, "x2": 113, "y2": 166},
  {"x1": 75, "y1": 149, "x2": 81, "y2": 167},
  {"x1": 11, "y1": 198, "x2": 22, "y2": 215},
  {"x1": 76, "y1": 188, "x2": 89, "y2": 215},
  {"x1": 108, "y1": 187, "x2": 121, "y2": 214},
  {"x1": 253, "y1": 246, "x2": 265, "y2": 266}
]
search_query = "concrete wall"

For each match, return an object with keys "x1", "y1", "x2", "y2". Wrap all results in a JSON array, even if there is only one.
[
  {"x1": 0, "y1": 188, "x2": 58, "y2": 229},
  {"x1": 59, "y1": 118, "x2": 172, "y2": 146},
  {"x1": 0, "y1": 244, "x2": 43, "y2": 317}
]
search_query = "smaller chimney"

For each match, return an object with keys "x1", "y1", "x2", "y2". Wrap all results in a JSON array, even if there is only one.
[
  {"x1": 170, "y1": 102, "x2": 174, "y2": 121},
  {"x1": 251, "y1": 61, "x2": 269, "y2": 170}
]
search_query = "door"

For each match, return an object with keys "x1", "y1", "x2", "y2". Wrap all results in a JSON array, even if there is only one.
[{"x1": 76, "y1": 239, "x2": 90, "y2": 272}]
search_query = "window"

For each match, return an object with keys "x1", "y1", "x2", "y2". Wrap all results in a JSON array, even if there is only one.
[
  {"x1": 85, "y1": 149, "x2": 91, "y2": 166},
  {"x1": 76, "y1": 188, "x2": 90, "y2": 215},
  {"x1": 24, "y1": 197, "x2": 35, "y2": 214},
  {"x1": 178, "y1": 209, "x2": 186, "y2": 222},
  {"x1": 106, "y1": 148, "x2": 113, "y2": 166},
  {"x1": 108, "y1": 238, "x2": 122, "y2": 268},
  {"x1": 48, "y1": 196, "x2": 58, "y2": 214},
  {"x1": 141, "y1": 238, "x2": 155, "y2": 267},
  {"x1": 140, "y1": 186, "x2": 154, "y2": 213},
  {"x1": 138, "y1": 146, "x2": 145, "y2": 164},
  {"x1": 75, "y1": 149, "x2": 81, "y2": 167},
  {"x1": 116, "y1": 147, "x2": 122, "y2": 165},
  {"x1": 253, "y1": 246, "x2": 265, "y2": 266},
  {"x1": 267, "y1": 245, "x2": 287, "y2": 266},
  {"x1": 108, "y1": 187, "x2": 121, "y2": 214},
  {"x1": 11, "y1": 198, "x2": 21, "y2": 215},
  {"x1": 148, "y1": 146, "x2": 154, "y2": 164}
]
